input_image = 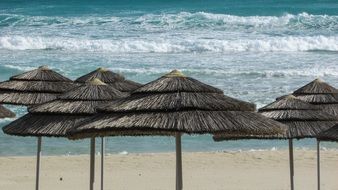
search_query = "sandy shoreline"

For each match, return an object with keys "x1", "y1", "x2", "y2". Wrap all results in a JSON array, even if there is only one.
[{"x1": 1, "y1": 150, "x2": 338, "y2": 190}]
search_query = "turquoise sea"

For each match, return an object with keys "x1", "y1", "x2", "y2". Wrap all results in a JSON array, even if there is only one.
[{"x1": 1, "y1": 0, "x2": 338, "y2": 156}]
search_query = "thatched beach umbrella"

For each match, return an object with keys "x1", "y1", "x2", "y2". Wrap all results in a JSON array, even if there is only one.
[
  {"x1": 317, "y1": 124, "x2": 338, "y2": 142},
  {"x1": 75, "y1": 67, "x2": 142, "y2": 92},
  {"x1": 0, "y1": 66, "x2": 77, "y2": 190},
  {"x1": 75, "y1": 67, "x2": 141, "y2": 190},
  {"x1": 316, "y1": 124, "x2": 338, "y2": 190},
  {"x1": 2, "y1": 78, "x2": 126, "y2": 190},
  {"x1": 250, "y1": 95, "x2": 337, "y2": 190},
  {"x1": 0, "y1": 66, "x2": 78, "y2": 106},
  {"x1": 68, "y1": 70, "x2": 288, "y2": 190},
  {"x1": 292, "y1": 78, "x2": 338, "y2": 190},
  {"x1": 293, "y1": 78, "x2": 338, "y2": 117},
  {"x1": 0, "y1": 105, "x2": 15, "y2": 118}
]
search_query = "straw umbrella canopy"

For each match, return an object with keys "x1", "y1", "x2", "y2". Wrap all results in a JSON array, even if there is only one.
[
  {"x1": 214, "y1": 95, "x2": 338, "y2": 190},
  {"x1": 316, "y1": 123, "x2": 338, "y2": 190},
  {"x1": 75, "y1": 67, "x2": 141, "y2": 190},
  {"x1": 292, "y1": 78, "x2": 338, "y2": 190},
  {"x1": 317, "y1": 124, "x2": 338, "y2": 142},
  {"x1": 2, "y1": 78, "x2": 126, "y2": 190},
  {"x1": 258, "y1": 95, "x2": 337, "y2": 138},
  {"x1": 259, "y1": 95, "x2": 337, "y2": 190},
  {"x1": 68, "y1": 70, "x2": 288, "y2": 190},
  {"x1": 0, "y1": 65, "x2": 77, "y2": 190},
  {"x1": 293, "y1": 78, "x2": 338, "y2": 117},
  {"x1": 226, "y1": 95, "x2": 338, "y2": 139},
  {"x1": 75, "y1": 67, "x2": 142, "y2": 92},
  {"x1": 0, "y1": 105, "x2": 15, "y2": 118},
  {"x1": 0, "y1": 66, "x2": 78, "y2": 106}
]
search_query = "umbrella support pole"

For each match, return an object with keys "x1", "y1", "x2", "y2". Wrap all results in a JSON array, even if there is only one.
[
  {"x1": 175, "y1": 133, "x2": 183, "y2": 190},
  {"x1": 90, "y1": 138, "x2": 95, "y2": 190},
  {"x1": 289, "y1": 139, "x2": 294, "y2": 190},
  {"x1": 317, "y1": 141, "x2": 320, "y2": 190},
  {"x1": 36, "y1": 137, "x2": 42, "y2": 190},
  {"x1": 101, "y1": 137, "x2": 105, "y2": 190}
]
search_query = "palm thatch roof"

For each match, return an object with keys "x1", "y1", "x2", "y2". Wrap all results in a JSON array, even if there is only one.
[
  {"x1": 9, "y1": 66, "x2": 71, "y2": 82},
  {"x1": 293, "y1": 78, "x2": 338, "y2": 95},
  {"x1": 293, "y1": 78, "x2": 338, "y2": 116},
  {"x1": 75, "y1": 67, "x2": 142, "y2": 92},
  {"x1": 2, "y1": 78, "x2": 126, "y2": 137},
  {"x1": 2, "y1": 114, "x2": 88, "y2": 137},
  {"x1": 259, "y1": 95, "x2": 338, "y2": 139},
  {"x1": 68, "y1": 70, "x2": 288, "y2": 139},
  {"x1": 214, "y1": 95, "x2": 338, "y2": 141},
  {"x1": 317, "y1": 124, "x2": 338, "y2": 142},
  {"x1": 0, "y1": 80, "x2": 75, "y2": 93},
  {"x1": 0, "y1": 66, "x2": 78, "y2": 106},
  {"x1": 213, "y1": 133, "x2": 285, "y2": 141},
  {"x1": 0, "y1": 105, "x2": 15, "y2": 118},
  {"x1": 0, "y1": 92, "x2": 59, "y2": 106},
  {"x1": 317, "y1": 104, "x2": 338, "y2": 118}
]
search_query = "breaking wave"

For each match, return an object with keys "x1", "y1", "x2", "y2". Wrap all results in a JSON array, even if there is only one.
[
  {"x1": 1, "y1": 35, "x2": 337, "y2": 52},
  {"x1": 1, "y1": 12, "x2": 338, "y2": 32},
  {"x1": 111, "y1": 67, "x2": 338, "y2": 78}
]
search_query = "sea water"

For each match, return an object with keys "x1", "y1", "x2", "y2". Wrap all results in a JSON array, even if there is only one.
[{"x1": 0, "y1": 0, "x2": 338, "y2": 156}]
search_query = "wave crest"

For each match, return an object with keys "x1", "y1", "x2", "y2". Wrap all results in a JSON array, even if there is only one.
[
  {"x1": 1, "y1": 35, "x2": 337, "y2": 52},
  {"x1": 112, "y1": 67, "x2": 338, "y2": 78},
  {"x1": 1, "y1": 12, "x2": 338, "y2": 31}
]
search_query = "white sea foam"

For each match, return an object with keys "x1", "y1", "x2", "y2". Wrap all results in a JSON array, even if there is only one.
[
  {"x1": 222, "y1": 147, "x2": 279, "y2": 153},
  {"x1": 0, "y1": 118, "x2": 15, "y2": 124},
  {"x1": 1, "y1": 12, "x2": 337, "y2": 31},
  {"x1": 1, "y1": 12, "x2": 337, "y2": 53},
  {"x1": 119, "y1": 151, "x2": 129, "y2": 155},
  {"x1": 2, "y1": 64, "x2": 37, "y2": 71},
  {"x1": 1, "y1": 35, "x2": 337, "y2": 52},
  {"x1": 110, "y1": 67, "x2": 338, "y2": 78},
  {"x1": 0, "y1": 14, "x2": 121, "y2": 27},
  {"x1": 248, "y1": 147, "x2": 278, "y2": 152}
]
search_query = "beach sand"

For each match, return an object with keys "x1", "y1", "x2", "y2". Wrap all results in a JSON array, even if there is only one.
[{"x1": 1, "y1": 150, "x2": 337, "y2": 190}]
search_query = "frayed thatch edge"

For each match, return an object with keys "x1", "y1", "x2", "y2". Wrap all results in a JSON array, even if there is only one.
[
  {"x1": 0, "y1": 105, "x2": 15, "y2": 118},
  {"x1": 67, "y1": 127, "x2": 285, "y2": 140}
]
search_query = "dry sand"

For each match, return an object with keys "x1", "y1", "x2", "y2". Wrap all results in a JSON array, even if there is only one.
[{"x1": 1, "y1": 150, "x2": 338, "y2": 190}]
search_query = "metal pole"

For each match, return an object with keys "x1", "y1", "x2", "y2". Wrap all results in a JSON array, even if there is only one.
[
  {"x1": 175, "y1": 133, "x2": 183, "y2": 190},
  {"x1": 317, "y1": 141, "x2": 320, "y2": 190},
  {"x1": 288, "y1": 139, "x2": 294, "y2": 190},
  {"x1": 36, "y1": 137, "x2": 42, "y2": 190},
  {"x1": 101, "y1": 137, "x2": 105, "y2": 190},
  {"x1": 90, "y1": 138, "x2": 95, "y2": 190}
]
